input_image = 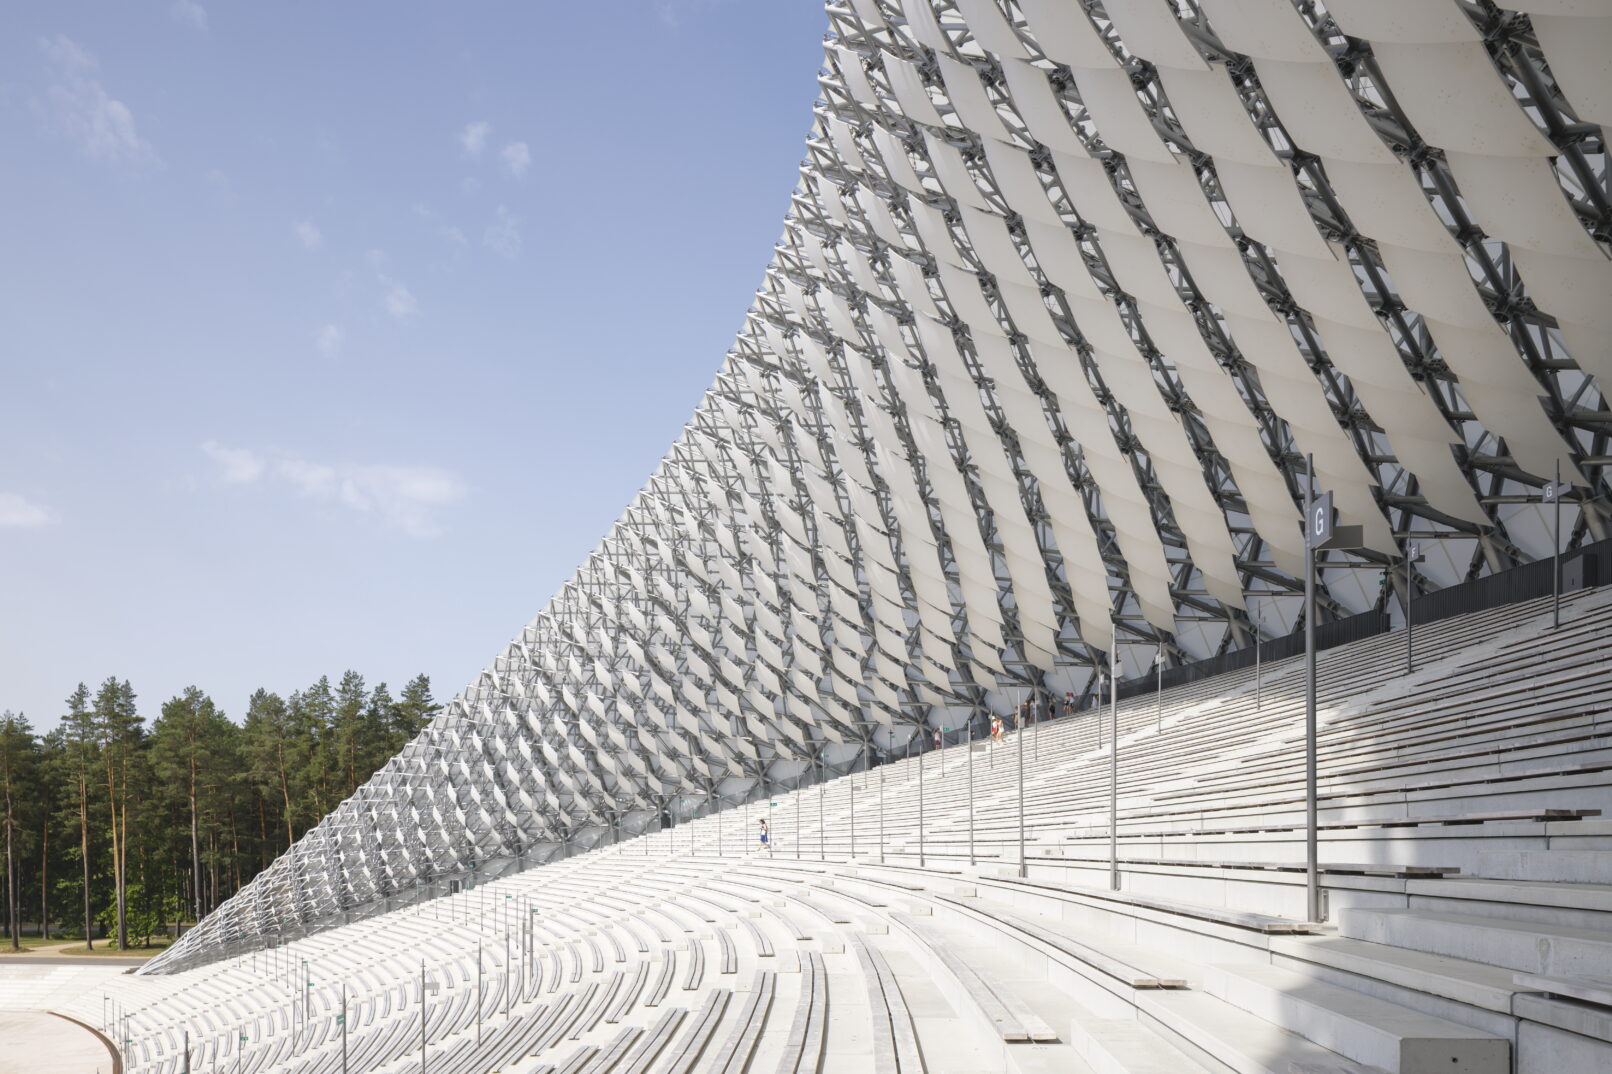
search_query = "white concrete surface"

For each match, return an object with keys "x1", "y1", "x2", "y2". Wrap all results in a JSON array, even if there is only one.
[{"x1": 0, "y1": 1010, "x2": 114, "y2": 1074}]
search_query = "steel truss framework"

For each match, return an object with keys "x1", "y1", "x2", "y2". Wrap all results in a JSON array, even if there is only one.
[{"x1": 147, "y1": 0, "x2": 1611, "y2": 974}]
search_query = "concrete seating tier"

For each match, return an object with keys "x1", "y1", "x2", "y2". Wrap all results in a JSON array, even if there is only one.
[{"x1": 69, "y1": 587, "x2": 1612, "y2": 1072}]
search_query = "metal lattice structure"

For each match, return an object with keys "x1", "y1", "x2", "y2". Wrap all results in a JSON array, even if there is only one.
[{"x1": 146, "y1": 0, "x2": 1610, "y2": 974}]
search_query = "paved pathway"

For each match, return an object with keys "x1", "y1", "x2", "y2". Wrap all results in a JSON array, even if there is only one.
[{"x1": 0, "y1": 1010, "x2": 116, "y2": 1074}]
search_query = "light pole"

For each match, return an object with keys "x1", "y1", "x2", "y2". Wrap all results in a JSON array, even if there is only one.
[
  {"x1": 878, "y1": 761, "x2": 885, "y2": 864},
  {"x1": 1155, "y1": 649, "x2": 1165, "y2": 732},
  {"x1": 340, "y1": 982, "x2": 348, "y2": 1074},
  {"x1": 1405, "y1": 540, "x2": 1424, "y2": 672},
  {"x1": 968, "y1": 714, "x2": 976, "y2": 867},
  {"x1": 1253, "y1": 596, "x2": 1262, "y2": 709},
  {"x1": 1108, "y1": 647, "x2": 1119, "y2": 891},
  {"x1": 1017, "y1": 696, "x2": 1027, "y2": 878},
  {"x1": 1300, "y1": 454, "x2": 1359, "y2": 922},
  {"x1": 817, "y1": 756, "x2": 825, "y2": 861},
  {"x1": 1545, "y1": 463, "x2": 1571, "y2": 629},
  {"x1": 848, "y1": 774, "x2": 856, "y2": 859},
  {"x1": 917, "y1": 727, "x2": 926, "y2": 868},
  {"x1": 1304, "y1": 457, "x2": 1319, "y2": 922}
]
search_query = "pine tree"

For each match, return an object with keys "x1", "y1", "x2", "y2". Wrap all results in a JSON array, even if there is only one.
[
  {"x1": 392, "y1": 675, "x2": 441, "y2": 751},
  {"x1": 332, "y1": 670, "x2": 367, "y2": 798},
  {"x1": 151, "y1": 687, "x2": 227, "y2": 927},
  {"x1": 56, "y1": 685, "x2": 99, "y2": 949},
  {"x1": 93, "y1": 678, "x2": 143, "y2": 950},
  {"x1": 243, "y1": 690, "x2": 296, "y2": 849},
  {"x1": 0, "y1": 712, "x2": 39, "y2": 951}
]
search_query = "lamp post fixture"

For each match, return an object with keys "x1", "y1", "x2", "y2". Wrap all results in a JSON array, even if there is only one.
[
  {"x1": 1108, "y1": 647, "x2": 1119, "y2": 891},
  {"x1": 1301, "y1": 453, "x2": 1361, "y2": 922},
  {"x1": 917, "y1": 726, "x2": 926, "y2": 868},
  {"x1": 1545, "y1": 463, "x2": 1571, "y2": 630},
  {"x1": 968, "y1": 714, "x2": 976, "y2": 867},
  {"x1": 1405, "y1": 540, "x2": 1425, "y2": 672},
  {"x1": 1016, "y1": 695, "x2": 1026, "y2": 878},
  {"x1": 1155, "y1": 649, "x2": 1165, "y2": 732}
]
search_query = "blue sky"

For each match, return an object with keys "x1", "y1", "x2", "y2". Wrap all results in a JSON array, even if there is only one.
[{"x1": 1, "y1": 1, "x2": 828, "y2": 728}]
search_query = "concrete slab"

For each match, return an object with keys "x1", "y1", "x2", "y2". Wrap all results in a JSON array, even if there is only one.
[{"x1": 0, "y1": 1011, "x2": 115, "y2": 1074}]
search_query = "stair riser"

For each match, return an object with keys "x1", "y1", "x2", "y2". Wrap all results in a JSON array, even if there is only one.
[
  {"x1": 1205, "y1": 966, "x2": 1508, "y2": 1074},
  {"x1": 1341, "y1": 910, "x2": 1612, "y2": 976},
  {"x1": 1477, "y1": 851, "x2": 1612, "y2": 884}
]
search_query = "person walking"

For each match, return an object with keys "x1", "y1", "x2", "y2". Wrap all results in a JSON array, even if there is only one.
[
  {"x1": 990, "y1": 714, "x2": 1004, "y2": 746},
  {"x1": 758, "y1": 818, "x2": 770, "y2": 853}
]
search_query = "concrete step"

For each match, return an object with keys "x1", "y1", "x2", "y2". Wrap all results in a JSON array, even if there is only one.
[
  {"x1": 1068, "y1": 1016, "x2": 1214, "y2": 1074},
  {"x1": 1139, "y1": 989, "x2": 1384, "y2": 1074},
  {"x1": 1339, "y1": 907, "x2": 1612, "y2": 976},
  {"x1": 1476, "y1": 850, "x2": 1612, "y2": 884},
  {"x1": 1267, "y1": 934, "x2": 1525, "y2": 1013},
  {"x1": 1408, "y1": 875, "x2": 1612, "y2": 917},
  {"x1": 1203, "y1": 963, "x2": 1507, "y2": 1073}
]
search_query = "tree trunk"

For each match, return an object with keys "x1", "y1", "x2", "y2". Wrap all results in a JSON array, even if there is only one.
[
  {"x1": 105, "y1": 760, "x2": 124, "y2": 949},
  {"x1": 277, "y1": 742, "x2": 293, "y2": 848},
  {"x1": 116, "y1": 796, "x2": 128, "y2": 950},
  {"x1": 5, "y1": 786, "x2": 17, "y2": 951},
  {"x1": 39, "y1": 812, "x2": 47, "y2": 941},
  {"x1": 78, "y1": 775, "x2": 92, "y2": 950},
  {"x1": 189, "y1": 752, "x2": 201, "y2": 926}
]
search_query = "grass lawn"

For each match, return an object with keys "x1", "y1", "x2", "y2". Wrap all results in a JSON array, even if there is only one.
[
  {"x1": 0, "y1": 936, "x2": 68, "y2": 952},
  {"x1": 0, "y1": 937, "x2": 171, "y2": 957},
  {"x1": 58, "y1": 941, "x2": 171, "y2": 957}
]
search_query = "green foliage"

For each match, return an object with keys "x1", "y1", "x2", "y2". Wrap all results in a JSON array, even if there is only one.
[{"x1": 0, "y1": 672, "x2": 440, "y2": 946}]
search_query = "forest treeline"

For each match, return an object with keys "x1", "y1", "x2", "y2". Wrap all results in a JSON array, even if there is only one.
[{"x1": 0, "y1": 672, "x2": 441, "y2": 950}]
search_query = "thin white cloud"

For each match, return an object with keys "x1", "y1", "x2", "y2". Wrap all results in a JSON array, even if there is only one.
[
  {"x1": 280, "y1": 458, "x2": 465, "y2": 536},
  {"x1": 381, "y1": 277, "x2": 417, "y2": 321},
  {"x1": 0, "y1": 493, "x2": 52, "y2": 528},
  {"x1": 200, "y1": 440, "x2": 265, "y2": 484},
  {"x1": 170, "y1": 0, "x2": 207, "y2": 31},
  {"x1": 200, "y1": 443, "x2": 465, "y2": 536},
  {"x1": 483, "y1": 205, "x2": 521, "y2": 259},
  {"x1": 316, "y1": 323, "x2": 344, "y2": 358},
  {"x1": 500, "y1": 141, "x2": 530, "y2": 178},
  {"x1": 460, "y1": 120, "x2": 491, "y2": 157},
  {"x1": 438, "y1": 225, "x2": 467, "y2": 247},
  {"x1": 36, "y1": 36, "x2": 159, "y2": 168},
  {"x1": 294, "y1": 219, "x2": 323, "y2": 250},
  {"x1": 460, "y1": 176, "x2": 481, "y2": 197}
]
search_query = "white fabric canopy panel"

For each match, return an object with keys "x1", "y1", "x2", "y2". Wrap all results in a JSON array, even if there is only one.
[{"x1": 151, "y1": 0, "x2": 1608, "y2": 974}]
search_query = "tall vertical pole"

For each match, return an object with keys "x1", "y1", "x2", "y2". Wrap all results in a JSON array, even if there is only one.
[
  {"x1": 878, "y1": 763, "x2": 885, "y2": 864},
  {"x1": 477, "y1": 939, "x2": 483, "y2": 1044},
  {"x1": 1097, "y1": 674, "x2": 1104, "y2": 751},
  {"x1": 1254, "y1": 598, "x2": 1262, "y2": 709},
  {"x1": 184, "y1": 1029, "x2": 191, "y2": 1074},
  {"x1": 420, "y1": 960, "x2": 427, "y2": 1074},
  {"x1": 968, "y1": 716, "x2": 976, "y2": 867},
  {"x1": 1303, "y1": 453, "x2": 1321, "y2": 923},
  {"x1": 918, "y1": 728, "x2": 926, "y2": 868},
  {"x1": 817, "y1": 758, "x2": 825, "y2": 860},
  {"x1": 341, "y1": 982, "x2": 348, "y2": 1074},
  {"x1": 794, "y1": 780, "x2": 800, "y2": 860},
  {"x1": 505, "y1": 932, "x2": 511, "y2": 1021},
  {"x1": 1109, "y1": 647, "x2": 1119, "y2": 891},
  {"x1": 1156, "y1": 650, "x2": 1163, "y2": 732},
  {"x1": 1553, "y1": 460, "x2": 1562, "y2": 630},
  {"x1": 849, "y1": 777, "x2": 855, "y2": 859},
  {"x1": 1017, "y1": 694, "x2": 1027, "y2": 878},
  {"x1": 1406, "y1": 543, "x2": 1415, "y2": 674}
]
